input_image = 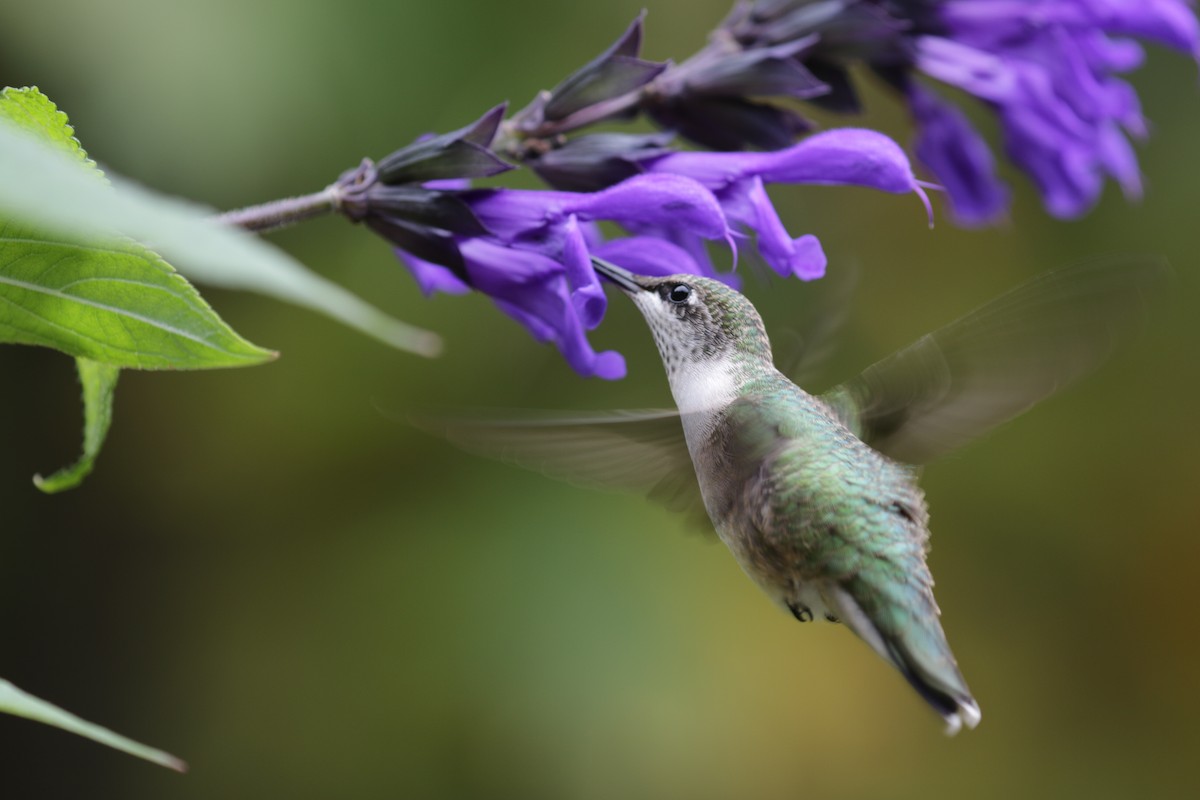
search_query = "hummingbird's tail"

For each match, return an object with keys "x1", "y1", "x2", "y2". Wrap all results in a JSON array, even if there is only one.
[
  {"x1": 882, "y1": 637, "x2": 981, "y2": 736},
  {"x1": 826, "y1": 583, "x2": 981, "y2": 735}
]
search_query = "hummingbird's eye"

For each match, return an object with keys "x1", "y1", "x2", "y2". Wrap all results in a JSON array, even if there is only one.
[{"x1": 667, "y1": 284, "x2": 692, "y2": 304}]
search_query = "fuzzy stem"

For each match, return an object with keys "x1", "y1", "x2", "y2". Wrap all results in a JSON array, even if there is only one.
[{"x1": 214, "y1": 185, "x2": 340, "y2": 233}]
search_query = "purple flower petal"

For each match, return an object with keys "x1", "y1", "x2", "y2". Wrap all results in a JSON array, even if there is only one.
[
  {"x1": 465, "y1": 188, "x2": 567, "y2": 242},
  {"x1": 651, "y1": 128, "x2": 927, "y2": 199},
  {"x1": 564, "y1": 173, "x2": 733, "y2": 242},
  {"x1": 560, "y1": 215, "x2": 607, "y2": 329},
  {"x1": 495, "y1": 295, "x2": 627, "y2": 380},
  {"x1": 466, "y1": 173, "x2": 733, "y2": 245},
  {"x1": 1084, "y1": 0, "x2": 1200, "y2": 55},
  {"x1": 719, "y1": 177, "x2": 826, "y2": 279},
  {"x1": 1001, "y1": 107, "x2": 1105, "y2": 217},
  {"x1": 753, "y1": 129, "x2": 926, "y2": 196},
  {"x1": 1096, "y1": 120, "x2": 1143, "y2": 198},
  {"x1": 457, "y1": 238, "x2": 562, "y2": 293},
  {"x1": 912, "y1": 35, "x2": 1019, "y2": 103},
  {"x1": 423, "y1": 179, "x2": 473, "y2": 191},
  {"x1": 643, "y1": 128, "x2": 925, "y2": 261},
  {"x1": 591, "y1": 236, "x2": 706, "y2": 277},
  {"x1": 908, "y1": 83, "x2": 1009, "y2": 226},
  {"x1": 394, "y1": 249, "x2": 471, "y2": 296},
  {"x1": 919, "y1": 0, "x2": 1198, "y2": 219},
  {"x1": 646, "y1": 150, "x2": 757, "y2": 189},
  {"x1": 458, "y1": 239, "x2": 625, "y2": 379},
  {"x1": 608, "y1": 223, "x2": 726, "y2": 280}
]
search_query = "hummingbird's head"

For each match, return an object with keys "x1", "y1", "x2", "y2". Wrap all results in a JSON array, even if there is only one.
[{"x1": 591, "y1": 257, "x2": 773, "y2": 377}]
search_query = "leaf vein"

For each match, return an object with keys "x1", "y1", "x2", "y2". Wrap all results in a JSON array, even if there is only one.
[{"x1": 0, "y1": 274, "x2": 248, "y2": 357}]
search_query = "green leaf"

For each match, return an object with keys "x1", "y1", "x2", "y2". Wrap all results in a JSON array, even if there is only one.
[
  {"x1": 0, "y1": 219, "x2": 277, "y2": 369},
  {"x1": 0, "y1": 87, "x2": 279, "y2": 491},
  {"x1": 0, "y1": 88, "x2": 274, "y2": 369},
  {"x1": 0, "y1": 87, "x2": 441, "y2": 357},
  {"x1": 0, "y1": 677, "x2": 186, "y2": 772},
  {"x1": 0, "y1": 86, "x2": 95, "y2": 162},
  {"x1": 33, "y1": 358, "x2": 120, "y2": 493}
]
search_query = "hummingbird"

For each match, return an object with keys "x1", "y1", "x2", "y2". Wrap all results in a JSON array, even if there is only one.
[{"x1": 432, "y1": 255, "x2": 1166, "y2": 734}]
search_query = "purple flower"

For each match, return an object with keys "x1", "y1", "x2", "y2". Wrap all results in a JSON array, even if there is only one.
[
  {"x1": 906, "y1": 82, "x2": 1011, "y2": 225},
  {"x1": 405, "y1": 238, "x2": 628, "y2": 379},
  {"x1": 348, "y1": 108, "x2": 928, "y2": 378},
  {"x1": 390, "y1": 131, "x2": 927, "y2": 378},
  {"x1": 724, "y1": 0, "x2": 1200, "y2": 223},
  {"x1": 335, "y1": 108, "x2": 738, "y2": 379},
  {"x1": 912, "y1": 0, "x2": 1199, "y2": 221},
  {"x1": 642, "y1": 128, "x2": 933, "y2": 279},
  {"x1": 393, "y1": 173, "x2": 736, "y2": 379},
  {"x1": 343, "y1": 93, "x2": 927, "y2": 380}
]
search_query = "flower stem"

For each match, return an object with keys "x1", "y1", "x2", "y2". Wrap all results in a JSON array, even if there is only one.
[{"x1": 215, "y1": 185, "x2": 341, "y2": 233}]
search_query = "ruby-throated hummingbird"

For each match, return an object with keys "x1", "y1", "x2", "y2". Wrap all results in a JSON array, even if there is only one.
[{"x1": 434, "y1": 256, "x2": 1166, "y2": 734}]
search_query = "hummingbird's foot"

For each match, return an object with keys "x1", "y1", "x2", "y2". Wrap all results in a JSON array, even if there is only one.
[
  {"x1": 787, "y1": 602, "x2": 814, "y2": 623},
  {"x1": 824, "y1": 613, "x2": 840, "y2": 623}
]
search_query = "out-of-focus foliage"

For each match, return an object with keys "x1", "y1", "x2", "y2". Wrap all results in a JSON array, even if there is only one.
[
  {"x1": 2, "y1": 85, "x2": 443, "y2": 492},
  {"x1": 0, "y1": 91, "x2": 441, "y2": 360},
  {"x1": 0, "y1": 87, "x2": 276, "y2": 492},
  {"x1": 1, "y1": 1, "x2": 1197, "y2": 798},
  {"x1": 0, "y1": 678, "x2": 185, "y2": 771},
  {"x1": 30, "y1": 358, "x2": 121, "y2": 494}
]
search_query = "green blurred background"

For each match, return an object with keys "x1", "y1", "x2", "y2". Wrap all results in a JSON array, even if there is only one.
[{"x1": 3, "y1": 1, "x2": 1198, "y2": 797}]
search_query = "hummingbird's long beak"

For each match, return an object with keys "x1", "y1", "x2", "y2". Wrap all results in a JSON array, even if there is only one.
[{"x1": 591, "y1": 257, "x2": 650, "y2": 293}]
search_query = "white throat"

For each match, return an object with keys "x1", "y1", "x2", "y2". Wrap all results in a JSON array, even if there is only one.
[
  {"x1": 666, "y1": 355, "x2": 743, "y2": 451},
  {"x1": 668, "y1": 355, "x2": 741, "y2": 416}
]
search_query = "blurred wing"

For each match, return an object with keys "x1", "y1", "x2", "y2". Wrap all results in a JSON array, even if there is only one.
[
  {"x1": 821, "y1": 256, "x2": 1171, "y2": 464},
  {"x1": 415, "y1": 409, "x2": 712, "y2": 533},
  {"x1": 776, "y1": 259, "x2": 859, "y2": 386}
]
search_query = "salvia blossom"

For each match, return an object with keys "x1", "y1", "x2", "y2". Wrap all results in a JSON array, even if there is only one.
[
  {"x1": 330, "y1": 3, "x2": 1198, "y2": 378},
  {"x1": 911, "y1": 0, "x2": 1199, "y2": 221},
  {"x1": 721, "y1": 1, "x2": 1200, "y2": 224},
  {"x1": 339, "y1": 107, "x2": 927, "y2": 378},
  {"x1": 638, "y1": 128, "x2": 933, "y2": 280}
]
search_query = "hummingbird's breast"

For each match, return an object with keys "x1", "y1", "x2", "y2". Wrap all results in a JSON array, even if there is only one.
[{"x1": 686, "y1": 373, "x2": 931, "y2": 622}]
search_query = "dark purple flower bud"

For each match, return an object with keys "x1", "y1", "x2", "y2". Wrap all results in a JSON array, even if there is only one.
[
  {"x1": 513, "y1": 13, "x2": 669, "y2": 132},
  {"x1": 799, "y1": 58, "x2": 863, "y2": 113},
  {"x1": 627, "y1": 1, "x2": 916, "y2": 155},
  {"x1": 678, "y1": 37, "x2": 828, "y2": 99},
  {"x1": 729, "y1": 0, "x2": 915, "y2": 57},
  {"x1": 644, "y1": 27, "x2": 827, "y2": 150},
  {"x1": 334, "y1": 158, "x2": 485, "y2": 284},
  {"x1": 365, "y1": 186, "x2": 488, "y2": 236},
  {"x1": 375, "y1": 104, "x2": 514, "y2": 184},
  {"x1": 368, "y1": 216, "x2": 468, "y2": 277},
  {"x1": 646, "y1": 94, "x2": 813, "y2": 151}
]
